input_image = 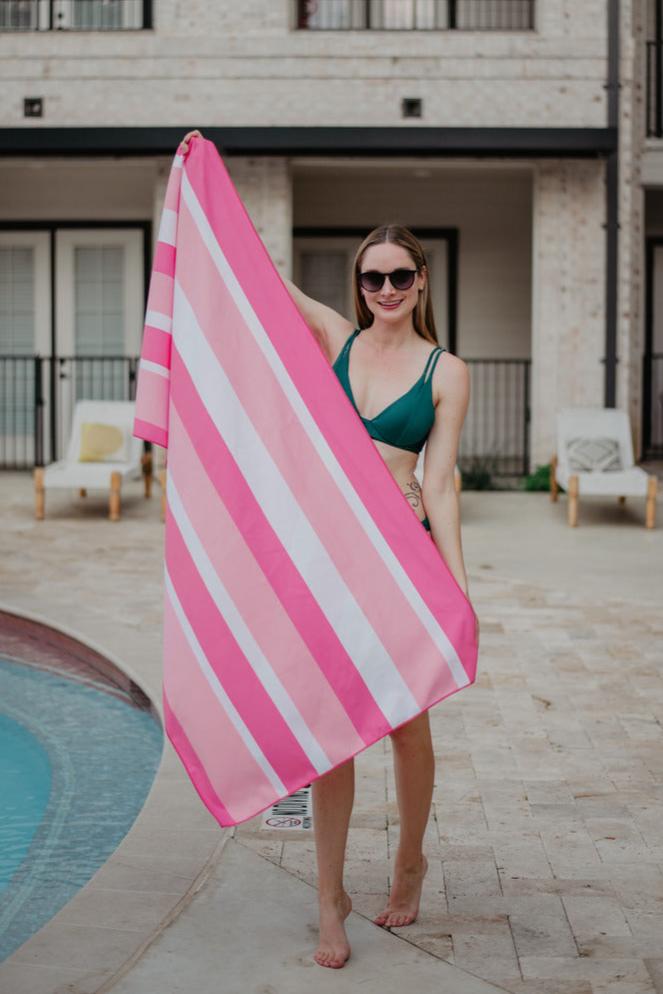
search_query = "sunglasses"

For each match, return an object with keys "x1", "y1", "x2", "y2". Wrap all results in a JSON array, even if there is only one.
[{"x1": 358, "y1": 268, "x2": 418, "y2": 293}]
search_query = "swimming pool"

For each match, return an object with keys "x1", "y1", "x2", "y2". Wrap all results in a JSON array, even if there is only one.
[{"x1": 0, "y1": 651, "x2": 163, "y2": 962}]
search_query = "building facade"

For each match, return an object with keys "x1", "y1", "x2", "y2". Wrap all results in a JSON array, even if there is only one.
[{"x1": 0, "y1": 0, "x2": 652, "y2": 477}]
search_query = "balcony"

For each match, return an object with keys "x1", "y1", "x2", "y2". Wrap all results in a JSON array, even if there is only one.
[
  {"x1": 296, "y1": 0, "x2": 535, "y2": 31},
  {"x1": 0, "y1": 0, "x2": 151, "y2": 31}
]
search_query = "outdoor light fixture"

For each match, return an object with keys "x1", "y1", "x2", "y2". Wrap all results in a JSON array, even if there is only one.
[
  {"x1": 402, "y1": 97, "x2": 423, "y2": 118},
  {"x1": 23, "y1": 98, "x2": 43, "y2": 118}
]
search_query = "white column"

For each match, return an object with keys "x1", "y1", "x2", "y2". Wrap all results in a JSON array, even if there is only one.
[
  {"x1": 226, "y1": 157, "x2": 293, "y2": 280},
  {"x1": 152, "y1": 159, "x2": 171, "y2": 257},
  {"x1": 530, "y1": 159, "x2": 605, "y2": 469},
  {"x1": 619, "y1": 0, "x2": 645, "y2": 456}
]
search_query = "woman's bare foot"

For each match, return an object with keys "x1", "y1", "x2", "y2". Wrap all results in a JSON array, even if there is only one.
[
  {"x1": 314, "y1": 890, "x2": 352, "y2": 968},
  {"x1": 374, "y1": 853, "x2": 428, "y2": 928}
]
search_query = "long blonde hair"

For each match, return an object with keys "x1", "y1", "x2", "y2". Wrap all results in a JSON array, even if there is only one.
[{"x1": 352, "y1": 225, "x2": 438, "y2": 345}]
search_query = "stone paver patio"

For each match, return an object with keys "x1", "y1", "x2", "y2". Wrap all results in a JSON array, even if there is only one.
[{"x1": 0, "y1": 470, "x2": 661, "y2": 994}]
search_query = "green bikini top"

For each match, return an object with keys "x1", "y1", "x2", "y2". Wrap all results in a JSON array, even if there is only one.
[{"x1": 332, "y1": 328, "x2": 445, "y2": 454}]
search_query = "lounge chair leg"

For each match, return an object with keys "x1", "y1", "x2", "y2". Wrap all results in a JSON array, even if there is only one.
[
  {"x1": 142, "y1": 451, "x2": 153, "y2": 498},
  {"x1": 646, "y1": 475, "x2": 658, "y2": 528},
  {"x1": 618, "y1": 495, "x2": 625, "y2": 506},
  {"x1": 159, "y1": 468, "x2": 167, "y2": 522},
  {"x1": 109, "y1": 471, "x2": 121, "y2": 522},
  {"x1": 34, "y1": 467, "x2": 45, "y2": 520},
  {"x1": 550, "y1": 454, "x2": 558, "y2": 502},
  {"x1": 568, "y1": 474, "x2": 579, "y2": 527},
  {"x1": 79, "y1": 488, "x2": 87, "y2": 497}
]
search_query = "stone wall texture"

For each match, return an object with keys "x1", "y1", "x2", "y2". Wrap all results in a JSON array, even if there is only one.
[{"x1": 0, "y1": 0, "x2": 610, "y2": 127}]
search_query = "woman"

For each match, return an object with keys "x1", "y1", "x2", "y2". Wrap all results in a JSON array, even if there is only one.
[{"x1": 179, "y1": 130, "x2": 478, "y2": 970}]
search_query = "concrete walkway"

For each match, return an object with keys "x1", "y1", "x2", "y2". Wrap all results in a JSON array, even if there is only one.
[{"x1": 0, "y1": 472, "x2": 661, "y2": 994}]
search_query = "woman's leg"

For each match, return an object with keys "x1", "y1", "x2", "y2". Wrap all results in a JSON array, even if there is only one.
[
  {"x1": 311, "y1": 756, "x2": 355, "y2": 968},
  {"x1": 375, "y1": 709, "x2": 434, "y2": 927}
]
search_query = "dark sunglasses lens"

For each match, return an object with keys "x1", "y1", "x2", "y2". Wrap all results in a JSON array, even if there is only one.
[
  {"x1": 391, "y1": 269, "x2": 417, "y2": 290},
  {"x1": 359, "y1": 271, "x2": 385, "y2": 292}
]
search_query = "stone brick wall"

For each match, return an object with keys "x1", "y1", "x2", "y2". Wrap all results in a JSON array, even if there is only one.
[
  {"x1": 531, "y1": 159, "x2": 606, "y2": 466},
  {"x1": 0, "y1": 0, "x2": 610, "y2": 128}
]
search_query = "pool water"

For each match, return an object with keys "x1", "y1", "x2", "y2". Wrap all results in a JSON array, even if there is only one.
[{"x1": 0, "y1": 655, "x2": 163, "y2": 962}]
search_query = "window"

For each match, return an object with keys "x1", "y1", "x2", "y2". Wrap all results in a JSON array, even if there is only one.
[
  {"x1": 0, "y1": 0, "x2": 151, "y2": 32},
  {"x1": 296, "y1": 0, "x2": 535, "y2": 31}
]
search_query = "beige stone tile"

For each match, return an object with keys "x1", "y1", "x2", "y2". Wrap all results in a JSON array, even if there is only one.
[
  {"x1": 624, "y1": 910, "x2": 663, "y2": 948},
  {"x1": 645, "y1": 959, "x2": 663, "y2": 994},
  {"x1": 503, "y1": 982, "x2": 593, "y2": 994},
  {"x1": 520, "y1": 956, "x2": 655, "y2": 983},
  {"x1": 11, "y1": 921, "x2": 145, "y2": 970},
  {"x1": 563, "y1": 895, "x2": 632, "y2": 942},
  {"x1": 234, "y1": 836, "x2": 284, "y2": 865},
  {"x1": 118, "y1": 824, "x2": 222, "y2": 861},
  {"x1": 50, "y1": 887, "x2": 181, "y2": 932},
  {"x1": 491, "y1": 830, "x2": 555, "y2": 881},
  {"x1": 444, "y1": 856, "x2": 502, "y2": 910},
  {"x1": 84, "y1": 852, "x2": 211, "y2": 894},
  {"x1": 508, "y1": 894, "x2": 577, "y2": 958},
  {"x1": 452, "y1": 923, "x2": 520, "y2": 985},
  {"x1": 0, "y1": 962, "x2": 114, "y2": 994}
]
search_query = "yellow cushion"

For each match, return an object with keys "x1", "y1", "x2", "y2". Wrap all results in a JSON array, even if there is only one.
[{"x1": 79, "y1": 422, "x2": 128, "y2": 463}]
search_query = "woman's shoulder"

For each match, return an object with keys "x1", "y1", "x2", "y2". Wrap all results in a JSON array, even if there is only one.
[{"x1": 431, "y1": 349, "x2": 469, "y2": 405}]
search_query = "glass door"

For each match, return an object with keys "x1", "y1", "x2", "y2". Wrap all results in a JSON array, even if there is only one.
[
  {"x1": 54, "y1": 229, "x2": 144, "y2": 458},
  {"x1": 0, "y1": 232, "x2": 51, "y2": 467}
]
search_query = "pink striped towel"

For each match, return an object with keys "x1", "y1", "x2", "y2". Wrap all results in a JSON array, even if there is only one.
[{"x1": 133, "y1": 138, "x2": 478, "y2": 826}]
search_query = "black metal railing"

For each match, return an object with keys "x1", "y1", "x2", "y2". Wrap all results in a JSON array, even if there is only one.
[
  {"x1": 642, "y1": 352, "x2": 663, "y2": 457},
  {"x1": 296, "y1": 0, "x2": 535, "y2": 31},
  {"x1": 0, "y1": 0, "x2": 152, "y2": 31},
  {"x1": 1, "y1": 353, "x2": 531, "y2": 476},
  {"x1": 0, "y1": 355, "x2": 138, "y2": 470},
  {"x1": 459, "y1": 358, "x2": 531, "y2": 477}
]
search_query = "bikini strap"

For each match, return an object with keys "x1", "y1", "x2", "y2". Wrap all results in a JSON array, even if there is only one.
[
  {"x1": 336, "y1": 328, "x2": 360, "y2": 366},
  {"x1": 423, "y1": 346, "x2": 445, "y2": 383}
]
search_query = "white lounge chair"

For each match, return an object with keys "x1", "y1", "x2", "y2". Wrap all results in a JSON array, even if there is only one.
[
  {"x1": 550, "y1": 407, "x2": 658, "y2": 528},
  {"x1": 33, "y1": 400, "x2": 152, "y2": 521}
]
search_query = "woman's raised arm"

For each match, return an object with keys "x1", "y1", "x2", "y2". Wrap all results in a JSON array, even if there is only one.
[{"x1": 281, "y1": 279, "x2": 353, "y2": 362}]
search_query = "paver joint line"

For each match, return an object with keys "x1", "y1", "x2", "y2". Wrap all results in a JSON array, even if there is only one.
[{"x1": 93, "y1": 830, "x2": 231, "y2": 994}]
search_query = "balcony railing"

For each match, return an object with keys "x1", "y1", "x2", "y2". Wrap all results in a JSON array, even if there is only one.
[
  {"x1": 461, "y1": 358, "x2": 531, "y2": 478},
  {"x1": 0, "y1": 0, "x2": 152, "y2": 31},
  {"x1": 0, "y1": 354, "x2": 530, "y2": 475},
  {"x1": 296, "y1": 0, "x2": 535, "y2": 31},
  {"x1": 0, "y1": 355, "x2": 139, "y2": 470}
]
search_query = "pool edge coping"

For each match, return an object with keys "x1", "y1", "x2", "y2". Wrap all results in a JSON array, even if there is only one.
[{"x1": 0, "y1": 598, "x2": 228, "y2": 993}]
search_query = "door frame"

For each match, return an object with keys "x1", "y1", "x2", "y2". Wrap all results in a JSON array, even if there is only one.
[
  {"x1": 0, "y1": 220, "x2": 151, "y2": 463},
  {"x1": 0, "y1": 220, "x2": 151, "y2": 359},
  {"x1": 292, "y1": 226, "x2": 459, "y2": 354},
  {"x1": 644, "y1": 235, "x2": 663, "y2": 458}
]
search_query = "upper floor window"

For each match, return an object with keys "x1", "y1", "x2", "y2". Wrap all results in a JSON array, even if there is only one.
[
  {"x1": 296, "y1": 0, "x2": 535, "y2": 31},
  {"x1": 0, "y1": 0, "x2": 152, "y2": 31}
]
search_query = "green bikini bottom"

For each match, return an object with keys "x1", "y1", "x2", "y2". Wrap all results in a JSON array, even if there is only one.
[{"x1": 421, "y1": 515, "x2": 431, "y2": 532}]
